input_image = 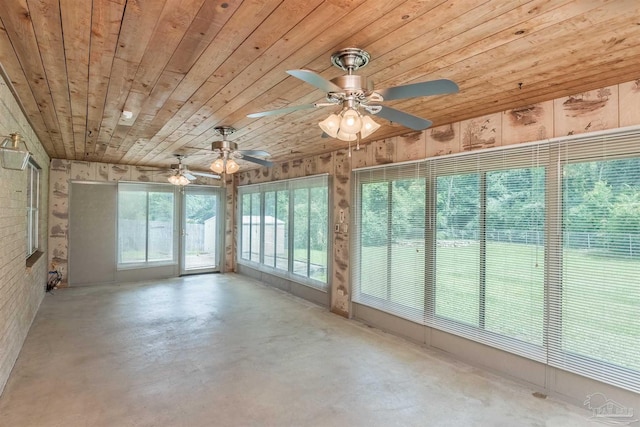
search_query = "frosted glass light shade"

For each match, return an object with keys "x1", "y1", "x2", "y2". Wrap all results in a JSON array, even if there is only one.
[
  {"x1": 339, "y1": 109, "x2": 362, "y2": 134},
  {"x1": 168, "y1": 174, "x2": 190, "y2": 186},
  {"x1": 360, "y1": 115, "x2": 380, "y2": 139},
  {"x1": 318, "y1": 114, "x2": 340, "y2": 138},
  {"x1": 226, "y1": 159, "x2": 240, "y2": 174},
  {"x1": 336, "y1": 129, "x2": 357, "y2": 142},
  {"x1": 210, "y1": 158, "x2": 225, "y2": 174}
]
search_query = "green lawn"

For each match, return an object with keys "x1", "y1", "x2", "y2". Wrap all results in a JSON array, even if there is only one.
[
  {"x1": 293, "y1": 248, "x2": 327, "y2": 282},
  {"x1": 359, "y1": 241, "x2": 640, "y2": 371}
]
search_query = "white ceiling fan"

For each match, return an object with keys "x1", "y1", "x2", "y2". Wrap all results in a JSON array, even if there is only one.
[{"x1": 247, "y1": 48, "x2": 459, "y2": 141}]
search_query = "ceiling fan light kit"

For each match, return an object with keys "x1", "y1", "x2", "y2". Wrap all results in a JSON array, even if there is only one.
[
  {"x1": 209, "y1": 126, "x2": 273, "y2": 174},
  {"x1": 210, "y1": 157, "x2": 239, "y2": 174},
  {"x1": 168, "y1": 173, "x2": 190, "y2": 186},
  {"x1": 160, "y1": 154, "x2": 220, "y2": 186},
  {"x1": 248, "y1": 48, "x2": 459, "y2": 142}
]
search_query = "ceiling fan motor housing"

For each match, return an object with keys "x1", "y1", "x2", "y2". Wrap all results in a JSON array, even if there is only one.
[{"x1": 211, "y1": 140, "x2": 237, "y2": 151}]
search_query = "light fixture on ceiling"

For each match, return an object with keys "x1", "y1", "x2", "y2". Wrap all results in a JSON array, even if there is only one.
[
  {"x1": 0, "y1": 133, "x2": 31, "y2": 170},
  {"x1": 209, "y1": 126, "x2": 272, "y2": 174},
  {"x1": 319, "y1": 107, "x2": 381, "y2": 141},
  {"x1": 210, "y1": 156, "x2": 239, "y2": 174},
  {"x1": 166, "y1": 154, "x2": 196, "y2": 186},
  {"x1": 167, "y1": 172, "x2": 190, "y2": 186},
  {"x1": 248, "y1": 48, "x2": 459, "y2": 140}
]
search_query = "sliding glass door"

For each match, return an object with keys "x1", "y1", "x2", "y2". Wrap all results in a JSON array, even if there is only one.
[{"x1": 181, "y1": 187, "x2": 224, "y2": 274}]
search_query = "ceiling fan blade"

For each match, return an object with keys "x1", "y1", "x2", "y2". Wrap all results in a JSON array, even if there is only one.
[
  {"x1": 376, "y1": 79, "x2": 459, "y2": 101},
  {"x1": 247, "y1": 103, "x2": 316, "y2": 118},
  {"x1": 183, "y1": 172, "x2": 196, "y2": 181},
  {"x1": 287, "y1": 69, "x2": 342, "y2": 93},
  {"x1": 189, "y1": 171, "x2": 221, "y2": 180},
  {"x1": 374, "y1": 106, "x2": 433, "y2": 130},
  {"x1": 237, "y1": 149, "x2": 270, "y2": 157},
  {"x1": 239, "y1": 155, "x2": 274, "y2": 168}
]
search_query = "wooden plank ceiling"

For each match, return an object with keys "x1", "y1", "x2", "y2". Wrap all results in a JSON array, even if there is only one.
[{"x1": 0, "y1": 0, "x2": 639, "y2": 171}]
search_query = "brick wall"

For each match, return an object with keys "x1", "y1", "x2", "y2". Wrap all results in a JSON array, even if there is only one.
[{"x1": 0, "y1": 74, "x2": 49, "y2": 395}]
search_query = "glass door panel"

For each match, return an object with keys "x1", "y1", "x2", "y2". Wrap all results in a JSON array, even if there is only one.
[{"x1": 181, "y1": 188, "x2": 223, "y2": 274}]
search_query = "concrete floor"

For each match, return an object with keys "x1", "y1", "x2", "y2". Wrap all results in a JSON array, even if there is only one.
[{"x1": 0, "y1": 274, "x2": 604, "y2": 426}]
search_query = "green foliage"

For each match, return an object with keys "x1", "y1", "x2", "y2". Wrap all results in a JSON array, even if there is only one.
[
  {"x1": 564, "y1": 159, "x2": 640, "y2": 255},
  {"x1": 436, "y1": 174, "x2": 479, "y2": 239},
  {"x1": 361, "y1": 182, "x2": 389, "y2": 246},
  {"x1": 361, "y1": 178, "x2": 426, "y2": 246},
  {"x1": 149, "y1": 192, "x2": 173, "y2": 221},
  {"x1": 293, "y1": 187, "x2": 327, "y2": 252},
  {"x1": 185, "y1": 193, "x2": 216, "y2": 224}
]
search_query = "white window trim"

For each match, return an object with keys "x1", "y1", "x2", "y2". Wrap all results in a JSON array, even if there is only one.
[{"x1": 237, "y1": 174, "x2": 331, "y2": 291}]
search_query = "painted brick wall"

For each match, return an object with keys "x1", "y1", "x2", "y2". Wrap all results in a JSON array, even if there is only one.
[{"x1": 0, "y1": 74, "x2": 50, "y2": 395}]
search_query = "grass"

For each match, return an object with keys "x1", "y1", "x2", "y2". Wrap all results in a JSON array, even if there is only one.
[{"x1": 359, "y1": 241, "x2": 640, "y2": 371}]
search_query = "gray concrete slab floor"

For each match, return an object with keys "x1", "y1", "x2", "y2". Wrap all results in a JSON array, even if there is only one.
[{"x1": 0, "y1": 273, "x2": 606, "y2": 426}]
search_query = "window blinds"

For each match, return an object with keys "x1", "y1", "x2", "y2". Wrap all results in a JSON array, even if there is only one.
[
  {"x1": 352, "y1": 162, "x2": 427, "y2": 324},
  {"x1": 352, "y1": 126, "x2": 640, "y2": 392},
  {"x1": 549, "y1": 131, "x2": 640, "y2": 392}
]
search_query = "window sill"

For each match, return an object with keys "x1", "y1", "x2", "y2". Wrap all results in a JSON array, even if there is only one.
[{"x1": 26, "y1": 250, "x2": 44, "y2": 269}]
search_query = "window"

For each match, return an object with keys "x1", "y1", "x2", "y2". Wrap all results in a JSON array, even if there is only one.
[
  {"x1": 118, "y1": 183, "x2": 176, "y2": 267},
  {"x1": 435, "y1": 173, "x2": 480, "y2": 326},
  {"x1": 26, "y1": 159, "x2": 40, "y2": 257},
  {"x1": 552, "y1": 155, "x2": 640, "y2": 391},
  {"x1": 238, "y1": 175, "x2": 329, "y2": 290},
  {"x1": 433, "y1": 167, "x2": 545, "y2": 348},
  {"x1": 353, "y1": 129, "x2": 640, "y2": 393},
  {"x1": 261, "y1": 189, "x2": 289, "y2": 271},
  {"x1": 353, "y1": 164, "x2": 426, "y2": 323}
]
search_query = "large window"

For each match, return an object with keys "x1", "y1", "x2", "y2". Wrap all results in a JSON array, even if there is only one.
[
  {"x1": 554, "y1": 156, "x2": 640, "y2": 390},
  {"x1": 118, "y1": 183, "x2": 176, "y2": 267},
  {"x1": 353, "y1": 130, "x2": 640, "y2": 393},
  {"x1": 354, "y1": 164, "x2": 426, "y2": 323},
  {"x1": 26, "y1": 159, "x2": 40, "y2": 257},
  {"x1": 238, "y1": 175, "x2": 329, "y2": 290}
]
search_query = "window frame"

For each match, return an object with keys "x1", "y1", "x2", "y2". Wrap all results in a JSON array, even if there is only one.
[
  {"x1": 26, "y1": 158, "x2": 40, "y2": 258},
  {"x1": 352, "y1": 128, "x2": 640, "y2": 393},
  {"x1": 116, "y1": 182, "x2": 178, "y2": 269},
  {"x1": 237, "y1": 174, "x2": 330, "y2": 291}
]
